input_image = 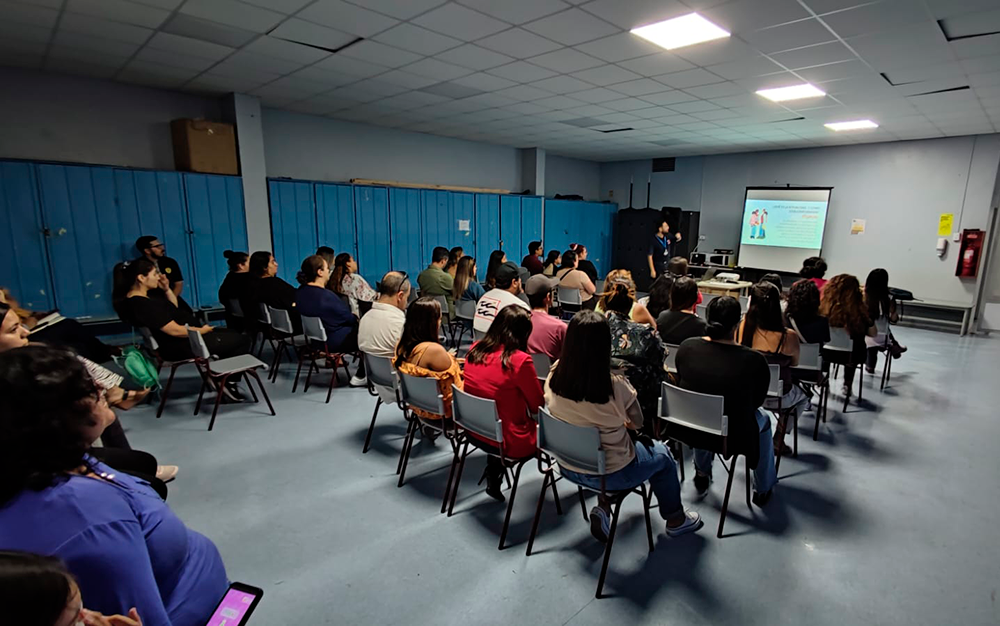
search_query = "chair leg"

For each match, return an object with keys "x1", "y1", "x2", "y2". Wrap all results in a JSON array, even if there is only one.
[
  {"x1": 595, "y1": 499, "x2": 624, "y2": 599},
  {"x1": 578, "y1": 486, "x2": 588, "y2": 521},
  {"x1": 717, "y1": 460, "x2": 736, "y2": 539},
  {"x1": 677, "y1": 440, "x2": 685, "y2": 482},
  {"x1": 207, "y1": 374, "x2": 230, "y2": 431},
  {"x1": 156, "y1": 363, "x2": 182, "y2": 418},
  {"x1": 325, "y1": 361, "x2": 338, "y2": 404},
  {"x1": 775, "y1": 418, "x2": 784, "y2": 474},
  {"x1": 550, "y1": 475, "x2": 563, "y2": 516},
  {"x1": 813, "y1": 388, "x2": 823, "y2": 442},
  {"x1": 442, "y1": 440, "x2": 466, "y2": 515},
  {"x1": 395, "y1": 416, "x2": 413, "y2": 475},
  {"x1": 498, "y1": 462, "x2": 525, "y2": 550},
  {"x1": 292, "y1": 352, "x2": 307, "y2": 393},
  {"x1": 793, "y1": 407, "x2": 798, "y2": 457},
  {"x1": 193, "y1": 369, "x2": 208, "y2": 416},
  {"x1": 245, "y1": 377, "x2": 259, "y2": 403},
  {"x1": 303, "y1": 358, "x2": 316, "y2": 392},
  {"x1": 858, "y1": 365, "x2": 863, "y2": 403},
  {"x1": 641, "y1": 484, "x2": 654, "y2": 553},
  {"x1": 396, "y1": 419, "x2": 417, "y2": 487},
  {"x1": 362, "y1": 399, "x2": 382, "y2": 454},
  {"x1": 249, "y1": 370, "x2": 276, "y2": 415},
  {"x1": 744, "y1": 457, "x2": 752, "y2": 509},
  {"x1": 525, "y1": 472, "x2": 551, "y2": 557}
]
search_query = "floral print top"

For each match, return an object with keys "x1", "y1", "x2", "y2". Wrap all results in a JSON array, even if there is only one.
[
  {"x1": 607, "y1": 310, "x2": 666, "y2": 419},
  {"x1": 339, "y1": 273, "x2": 376, "y2": 316}
]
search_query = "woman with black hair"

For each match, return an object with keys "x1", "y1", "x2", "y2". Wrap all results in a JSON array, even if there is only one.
[
  {"x1": 785, "y1": 279, "x2": 830, "y2": 344},
  {"x1": 218, "y1": 249, "x2": 251, "y2": 330},
  {"x1": 545, "y1": 310, "x2": 701, "y2": 542},
  {"x1": 445, "y1": 246, "x2": 464, "y2": 278},
  {"x1": 541, "y1": 250, "x2": 561, "y2": 277},
  {"x1": 644, "y1": 273, "x2": 674, "y2": 320},
  {"x1": 395, "y1": 297, "x2": 463, "y2": 419},
  {"x1": 555, "y1": 250, "x2": 597, "y2": 310},
  {"x1": 864, "y1": 268, "x2": 906, "y2": 373},
  {"x1": 296, "y1": 255, "x2": 366, "y2": 386},
  {"x1": 484, "y1": 250, "x2": 507, "y2": 290},
  {"x1": 656, "y1": 277, "x2": 708, "y2": 345},
  {"x1": 0, "y1": 551, "x2": 143, "y2": 626},
  {"x1": 463, "y1": 306, "x2": 544, "y2": 500},
  {"x1": 675, "y1": 296, "x2": 778, "y2": 505},
  {"x1": 570, "y1": 243, "x2": 598, "y2": 283},
  {"x1": 800, "y1": 256, "x2": 829, "y2": 291},
  {"x1": 328, "y1": 252, "x2": 376, "y2": 317},
  {"x1": 604, "y1": 280, "x2": 665, "y2": 425},
  {"x1": 0, "y1": 346, "x2": 228, "y2": 625}
]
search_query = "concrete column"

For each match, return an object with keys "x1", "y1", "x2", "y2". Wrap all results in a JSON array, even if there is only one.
[
  {"x1": 519, "y1": 147, "x2": 546, "y2": 196},
  {"x1": 223, "y1": 93, "x2": 271, "y2": 252}
]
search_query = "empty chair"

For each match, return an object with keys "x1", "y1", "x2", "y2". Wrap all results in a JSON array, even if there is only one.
[
  {"x1": 557, "y1": 286, "x2": 582, "y2": 319},
  {"x1": 266, "y1": 306, "x2": 301, "y2": 382},
  {"x1": 295, "y1": 314, "x2": 351, "y2": 403},
  {"x1": 525, "y1": 408, "x2": 653, "y2": 598},
  {"x1": 361, "y1": 353, "x2": 402, "y2": 454},
  {"x1": 663, "y1": 343, "x2": 680, "y2": 374},
  {"x1": 395, "y1": 371, "x2": 454, "y2": 490},
  {"x1": 453, "y1": 299, "x2": 476, "y2": 349},
  {"x1": 185, "y1": 326, "x2": 273, "y2": 431},
  {"x1": 138, "y1": 327, "x2": 196, "y2": 419}
]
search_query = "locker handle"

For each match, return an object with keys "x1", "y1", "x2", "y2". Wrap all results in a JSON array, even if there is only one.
[{"x1": 41, "y1": 228, "x2": 51, "y2": 237}]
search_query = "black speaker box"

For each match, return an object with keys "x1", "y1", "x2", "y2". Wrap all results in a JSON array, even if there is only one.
[{"x1": 613, "y1": 207, "x2": 702, "y2": 292}]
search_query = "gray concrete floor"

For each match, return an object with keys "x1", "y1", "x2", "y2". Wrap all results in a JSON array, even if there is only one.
[{"x1": 122, "y1": 328, "x2": 1000, "y2": 626}]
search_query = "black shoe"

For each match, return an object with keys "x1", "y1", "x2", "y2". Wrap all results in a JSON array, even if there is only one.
[
  {"x1": 694, "y1": 473, "x2": 710, "y2": 497},
  {"x1": 479, "y1": 465, "x2": 505, "y2": 502},
  {"x1": 752, "y1": 489, "x2": 772, "y2": 507}
]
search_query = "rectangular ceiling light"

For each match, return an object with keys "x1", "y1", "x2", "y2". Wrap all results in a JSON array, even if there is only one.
[
  {"x1": 825, "y1": 119, "x2": 879, "y2": 131},
  {"x1": 631, "y1": 13, "x2": 730, "y2": 50},
  {"x1": 756, "y1": 83, "x2": 826, "y2": 102}
]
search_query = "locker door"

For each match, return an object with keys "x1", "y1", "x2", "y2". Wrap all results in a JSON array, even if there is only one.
[
  {"x1": 390, "y1": 188, "x2": 424, "y2": 284},
  {"x1": 184, "y1": 173, "x2": 248, "y2": 309},
  {"x1": 268, "y1": 180, "x2": 317, "y2": 284},
  {"x1": 542, "y1": 199, "x2": 577, "y2": 262},
  {"x1": 316, "y1": 183, "x2": 357, "y2": 261},
  {"x1": 474, "y1": 194, "x2": 499, "y2": 266},
  {"x1": 355, "y1": 186, "x2": 391, "y2": 287},
  {"x1": 587, "y1": 201, "x2": 617, "y2": 278},
  {"x1": 450, "y1": 192, "x2": 475, "y2": 255},
  {"x1": 132, "y1": 170, "x2": 198, "y2": 306},
  {"x1": 0, "y1": 161, "x2": 53, "y2": 311},
  {"x1": 499, "y1": 195, "x2": 522, "y2": 263},
  {"x1": 521, "y1": 196, "x2": 543, "y2": 262}
]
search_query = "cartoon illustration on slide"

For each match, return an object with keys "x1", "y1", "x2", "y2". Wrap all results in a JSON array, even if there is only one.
[
  {"x1": 749, "y1": 209, "x2": 759, "y2": 238},
  {"x1": 759, "y1": 209, "x2": 767, "y2": 239}
]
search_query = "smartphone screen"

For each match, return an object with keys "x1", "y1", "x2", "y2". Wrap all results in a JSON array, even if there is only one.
[{"x1": 205, "y1": 583, "x2": 262, "y2": 626}]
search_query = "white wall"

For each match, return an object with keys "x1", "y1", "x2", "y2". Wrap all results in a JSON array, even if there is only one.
[
  {"x1": 600, "y1": 135, "x2": 1000, "y2": 306},
  {"x1": 545, "y1": 154, "x2": 601, "y2": 200},
  {"x1": 0, "y1": 67, "x2": 221, "y2": 170},
  {"x1": 262, "y1": 108, "x2": 524, "y2": 191}
]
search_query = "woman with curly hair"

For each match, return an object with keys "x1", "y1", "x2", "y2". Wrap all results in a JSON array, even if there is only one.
[
  {"x1": 785, "y1": 279, "x2": 830, "y2": 345},
  {"x1": 0, "y1": 345, "x2": 228, "y2": 625},
  {"x1": 820, "y1": 274, "x2": 875, "y2": 397},
  {"x1": 603, "y1": 280, "x2": 665, "y2": 425},
  {"x1": 596, "y1": 269, "x2": 656, "y2": 327}
]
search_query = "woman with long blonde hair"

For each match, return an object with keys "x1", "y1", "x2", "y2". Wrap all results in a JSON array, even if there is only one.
[{"x1": 596, "y1": 269, "x2": 656, "y2": 327}]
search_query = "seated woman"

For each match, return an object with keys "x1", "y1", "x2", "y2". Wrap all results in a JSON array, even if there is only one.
[
  {"x1": 463, "y1": 306, "x2": 544, "y2": 501},
  {"x1": 0, "y1": 551, "x2": 144, "y2": 626},
  {"x1": 249, "y1": 251, "x2": 301, "y2": 333},
  {"x1": 295, "y1": 255, "x2": 366, "y2": 387},
  {"x1": 114, "y1": 259, "x2": 250, "y2": 363},
  {"x1": 800, "y1": 256, "x2": 828, "y2": 291},
  {"x1": 656, "y1": 277, "x2": 708, "y2": 345},
  {"x1": 0, "y1": 346, "x2": 228, "y2": 625},
  {"x1": 603, "y1": 280, "x2": 666, "y2": 429},
  {"x1": 784, "y1": 279, "x2": 830, "y2": 344},
  {"x1": 555, "y1": 250, "x2": 597, "y2": 310},
  {"x1": 484, "y1": 250, "x2": 507, "y2": 290},
  {"x1": 545, "y1": 310, "x2": 701, "y2": 542},
  {"x1": 445, "y1": 246, "x2": 464, "y2": 278},
  {"x1": 675, "y1": 296, "x2": 778, "y2": 505},
  {"x1": 218, "y1": 250, "x2": 252, "y2": 330},
  {"x1": 541, "y1": 250, "x2": 561, "y2": 277},
  {"x1": 328, "y1": 252, "x2": 376, "y2": 317},
  {"x1": 643, "y1": 273, "x2": 674, "y2": 320},
  {"x1": 395, "y1": 297, "x2": 463, "y2": 420},
  {"x1": 738, "y1": 282, "x2": 810, "y2": 456},
  {"x1": 864, "y1": 268, "x2": 906, "y2": 373},
  {"x1": 569, "y1": 243, "x2": 598, "y2": 284},
  {"x1": 820, "y1": 274, "x2": 875, "y2": 398},
  {"x1": 596, "y1": 269, "x2": 656, "y2": 326},
  {"x1": 452, "y1": 256, "x2": 485, "y2": 333},
  {"x1": 0, "y1": 287, "x2": 117, "y2": 363}
]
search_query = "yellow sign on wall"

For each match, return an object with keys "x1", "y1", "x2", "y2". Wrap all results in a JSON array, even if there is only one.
[{"x1": 938, "y1": 213, "x2": 954, "y2": 237}]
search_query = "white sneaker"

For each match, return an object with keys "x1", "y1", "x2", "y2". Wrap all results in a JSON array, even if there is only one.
[
  {"x1": 666, "y1": 511, "x2": 703, "y2": 537},
  {"x1": 155, "y1": 465, "x2": 179, "y2": 482},
  {"x1": 349, "y1": 374, "x2": 367, "y2": 387}
]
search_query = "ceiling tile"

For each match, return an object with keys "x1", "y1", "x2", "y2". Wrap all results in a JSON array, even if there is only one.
[
  {"x1": 530, "y1": 74, "x2": 593, "y2": 93},
  {"x1": 671, "y1": 36, "x2": 759, "y2": 67},
  {"x1": 848, "y1": 22, "x2": 954, "y2": 71},
  {"x1": 523, "y1": 8, "x2": 619, "y2": 46},
  {"x1": 574, "y1": 32, "x2": 665, "y2": 63},
  {"x1": 452, "y1": 71, "x2": 518, "y2": 91},
  {"x1": 160, "y1": 13, "x2": 257, "y2": 48},
  {"x1": 0, "y1": 24, "x2": 50, "y2": 47},
  {"x1": 268, "y1": 19, "x2": 357, "y2": 52},
  {"x1": 188, "y1": 73, "x2": 269, "y2": 93},
  {"x1": 1, "y1": 0, "x2": 59, "y2": 27},
  {"x1": 571, "y1": 86, "x2": 625, "y2": 102},
  {"x1": 795, "y1": 59, "x2": 871, "y2": 82},
  {"x1": 60, "y1": 12, "x2": 153, "y2": 44},
  {"x1": 819, "y1": 0, "x2": 929, "y2": 39},
  {"x1": 768, "y1": 41, "x2": 856, "y2": 69},
  {"x1": 313, "y1": 53, "x2": 389, "y2": 77},
  {"x1": 570, "y1": 64, "x2": 642, "y2": 86},
  {"x1": 667, "y1": 99, "x2": 721, "y2": 113},
  {"x1": 457, "y1": 0, "x2": 570, "y2": 24},
  {"x1": 950, "y1": 33, "x2": 1000, "y2": 61},
  {"x1": 179, "y1": 0, "x2": 284, "y2": 32},
  {"x1": 120, "y1": 58, "x2": 196, "y2": 82},
  {"x1": 486, "y1": 60, "x2": 559, "y2": 81},
  {"x1": 703, "y1": 0, "x2": 812, "y2": 32},
  {"x1": 339, "y1": 40, "x2": 422, "y2": 68},
  {"x1": 434, "y1": 43, "x2": 514, "y2": 70},
  {"x1": 66, "y1": 0, "x2": 170, "y2": 28},
  {"x1": 420, "y1": 81, "x2": 485, "y2": 98},
  {"x1": 656, "y1": 67, "x2": 725, "y2": 88},
  {"x1": 286, "y1": 65, "x2": 356, "y2": 86},
  {"x1": 618, "y1": 52, "x2": 695, "y2": 77},
  {"x1": 413, "y1": 3, "x2": 510, "y2": 40},
  {"x1": 579, "y1": 0, "x2": 689, "y2": 30},
  {"x1": 528, "y1": 48, "x2": 603, "y2": 72},
  {"x1": 612, "y1": 77, "x2": 672, "y2": 95},
  {"x1": 145, "y1": 31, "x2": 234, "y2": 60},
  {"x1": 403, "y1": 57, "x2": 474, "y2": 81},
  {"x1": 741, "y1": 18, "x2": 837, "y2": 54},
  {"x1": 342, "y1": 0, "x2": 447, "y2": 20},
  {"x1": 240, "y1": 0, "x2": 312, "y2": 12},
  {"x1": 378, "y1": 91, "x2": 450, "y2": 110},
  {"x1": 134, "y1": 45, "x2": 218, "y2": 71},
  {"x1": 345, "y1": 78, "x2": 408, "y2": 98},
  {"x1": 214, "y1": 49, "x2": 305, "y2": 75},
  {"x1": 297, "y1": 0, "x2": 399, "y2": 37},
  {"x1": 46, "y1": 56, "x2": 119, "y2": 78},
  {"x1": 639, "y1": 89, "x2": 697, "y2": 105},
  {"x1": 375, "y1": 68, "x2": 440, "y2": 89},
  {"x1": 706, "y1": 55, "x2": 785, "y2": 80},
  {"x1": 243, "y1": 35, "x2": 333, "y2": 64},
  {"x1": 477, "y1": 28, "x2": 563, "y2": 58},
  {"x1": 207, "y1": 62, "x2": 281, "y2": 83},
  {"x1": 373, "y1": 23, "x2": 463, "y2": 55},
  {"x1": 494, "y1": 84, "x2": 552, "y2": 101},
  {"x1": 682, "y1": 80, "x2": 746, "y2": 98}
]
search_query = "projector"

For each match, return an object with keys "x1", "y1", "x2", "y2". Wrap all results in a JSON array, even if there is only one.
[{"x1": 716, "y1": 272, "x2": 741, "y2": 283}]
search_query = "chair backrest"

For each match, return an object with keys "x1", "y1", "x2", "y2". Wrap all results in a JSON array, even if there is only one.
[
  {"x1": 827, "y1": 326, "x2": 853, "y2": 352},
  {"x1": 397, "y1": 371, "x2": 445, "y2": 415},
  {"x1": 796, "y1": 342, "x2": 822, "y2": 370},
  {"x1": 695, "y1": 304, "x2": 708, "y2": 320},
  {"x1": 788, "y1": 315, "x2": 807, "y2": 342},
  {"x1": 337, "y1": 292, "x2": 351, "y2": 308},
  {"x1": 138, "y1": 326, "x2": 159, "y2": 353},
  {"x1": 301, "y1": 314, "x2": 327, "y2": 343},
  {"x1": 433, "y1": 295, "x2": 450, "y2": 317},
  {"x1": 557, "y1": 286, "x2": 582, "y2": 306},
  {"x1": 451, "y1": 385, "x2": 503, "y2": 443},
  {"x1": 268, "y1": 306, "x2": 294, "y2": 334},
  {"x1": 537, "y1": 407, "x2": 605, "y2": 474},
  {"x1": 455, "y1": 299, "x2": 476, "y2": 320},
  {"x1": 659, "y1": 382, "x2": 728, "y2": 437},
  {"x1": 185, "y1": 325, "x2": 211, "y2": 359},
  {"x1": 874, "y1": 315, "x2": 889, "y2": 335},
  {"x1": 359, "y1": 300, "x2": 373, "y2": 317},
  {"x1": 228, "y1": 299, "x2": 244, "y2": 318},
  {"x1": 257, "y1": 303, "x2": 271, "y2": 325},
  {"x1": 738, "y1": 296, "x2": 749, "y2": 313},
  {"x1": 702, "y1": 293, "x2": 718, "y2": 308},
  {"x1": 530, "y1": 352, "x2": 552, "y2": 380},
  {"x1": 664, "y1": 343, "x2": 680, "y2": 372},
  {"x1": 767, "y1": 363, "x2": 782, "y2": 398},
  {"x1": 364, "y1": 352, "x2": 396, "y2": 390}
]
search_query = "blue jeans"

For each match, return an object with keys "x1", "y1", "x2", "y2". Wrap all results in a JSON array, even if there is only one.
[
  {"x1": 693, "y1": 408, "x2": 777, "y2": 494},
  {"x1": 560, "y1": 440, "x2": 683, "y2": 521}
]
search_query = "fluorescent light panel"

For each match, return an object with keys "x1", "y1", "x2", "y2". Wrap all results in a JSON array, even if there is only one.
[
  {"x1": 825, "y1": 119, "x2": 879, "y2": 131},
  {"x1": 756, "y1": 83, "x2": 826, "y2": 102},
  {"x1": 631, "y1": 13, "x2": 730, "y2": 50}
]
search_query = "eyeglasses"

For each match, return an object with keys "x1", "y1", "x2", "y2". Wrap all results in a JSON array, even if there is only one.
[{"x1": 150, "y1": 243, "x2": 165, "y2": 249}]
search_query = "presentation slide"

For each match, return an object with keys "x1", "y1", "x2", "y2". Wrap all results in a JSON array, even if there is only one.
[{"x1": 737, "y1": 188, "x2": 831, "y2": 273}]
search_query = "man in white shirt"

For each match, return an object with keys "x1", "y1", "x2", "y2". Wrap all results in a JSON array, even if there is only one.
[
  {"x1": 358, "y1": 271, "x2": 410, "y2": 358},
  {"x1": 474, "y1": 261, "x2": 529, "y2": 334}
]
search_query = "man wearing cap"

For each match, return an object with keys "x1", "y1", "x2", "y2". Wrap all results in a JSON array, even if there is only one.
[
  {"x1": 473, "y1": 261, "x2": 528, "y2": 334},
  {"x1": 524, "y1": 274, "x2": 565, "y2": 361}
]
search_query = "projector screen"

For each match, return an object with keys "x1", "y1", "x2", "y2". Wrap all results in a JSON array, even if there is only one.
[{"x1": 737, "y1": 187, "x2": 832, "y2": 273}]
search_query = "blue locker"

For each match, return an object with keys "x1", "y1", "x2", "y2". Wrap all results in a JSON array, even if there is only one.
[
  {"x1": 473, "y1": 194, "x2": 499, "y2": 267},
  {"x1": 586, "y1": 201, "x2": 616, "y2": 278},
  {"x1": 132, "y1": 170, "x2": 197, "y2": 305},
  {"x1": 316, "y1": 183, "x2": 357, "y2": 262},
  {"x1": 0, "y1": 161, "x2": 53, "y2": 311},
  {"x1": 521, "y1": 197, "x2": 543, "y2": 256},
  {"x1": 420, "y1": 190, "x2": 474, "y2": 261},
  {"x1": 268, "y1": 180, "x2": 316, "y2": 284},
  {"x1": 499, "y1": 195, "x2": 522, "y2": 263},
  {"x1": 184, "y1": 174, "x2": 247, "y2": 309},
  {"x1": 355, "y1": 186, "x2": 391, "y2": 287},
  {"x1": 390, "y1": 188, "x2": 424, "y2": 284},
  {"x1": 543, "y1": 199, "x2": 617, "y2": 278},
  {"x1": 450, "y1": 192, "x2": 475, "y2": 254}
]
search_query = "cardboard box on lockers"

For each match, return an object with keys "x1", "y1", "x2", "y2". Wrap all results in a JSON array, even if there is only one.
[{"x1": 170, "y1": 119, "x2": 238, "y2": 175}]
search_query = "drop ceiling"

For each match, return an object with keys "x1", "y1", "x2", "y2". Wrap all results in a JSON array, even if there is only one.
[{"x1": 3, "y1": 0, "x2": 1000, "y2": 161}]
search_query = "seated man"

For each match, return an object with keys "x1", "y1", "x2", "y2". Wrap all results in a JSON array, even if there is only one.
[
  {"x1": 417, "y1": 246, "x2": 454, "y2": 320},
  {"x1": 473, "y1": 261, "x2": 528, "y2": 335},
  {"x1": 524, "y1": 274, "x2": 564, "y2": 360},
  {"x1": 656, "y1": 277, "x2": 708, "y2": 345},
  {"x1": 359, "y1": 271, "x2": 410, "y2": 359}
]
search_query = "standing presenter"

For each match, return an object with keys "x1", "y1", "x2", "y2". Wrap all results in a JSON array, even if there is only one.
[{"x1": 647, "y1": 216, "x2": 683, "y2": 279}]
